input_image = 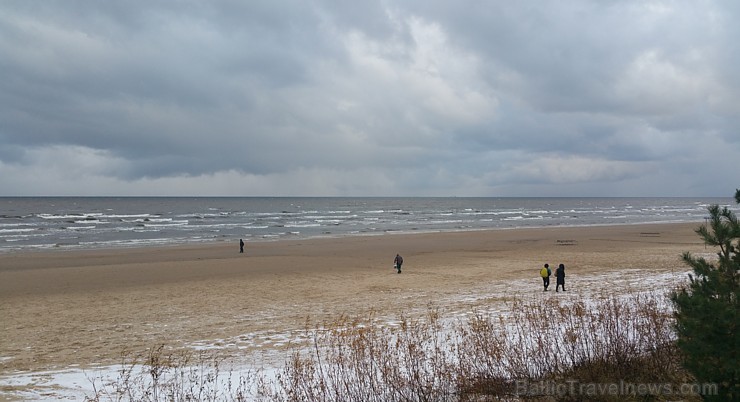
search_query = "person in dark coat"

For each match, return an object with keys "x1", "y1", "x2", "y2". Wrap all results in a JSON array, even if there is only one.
[
  {"x1": 394, "y1": 254, "x2": 403, "y2": 274},
  {"x1": 555, "y1": 263, "x2": 566, "y2": 292},
  {"x1": 239, "y1": 238, "x2": 245, "y2": 253}
]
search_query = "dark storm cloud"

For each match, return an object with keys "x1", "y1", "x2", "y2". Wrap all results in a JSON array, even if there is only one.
[{"x1": 0, "y1": 0, "x2": 737, "y2": 196}]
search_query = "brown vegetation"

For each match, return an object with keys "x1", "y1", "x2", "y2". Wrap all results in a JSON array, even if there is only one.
[{"x1": 86, "y1": 292, "x2": 704, "y2": 402}]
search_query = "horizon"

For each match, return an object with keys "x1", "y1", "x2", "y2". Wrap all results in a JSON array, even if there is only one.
[{"x1": 0, "y1": 195, "x2": 736, "y2": 199}]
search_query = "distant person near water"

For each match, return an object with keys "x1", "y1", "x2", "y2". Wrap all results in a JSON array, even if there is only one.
[
  {"x1": 239, "y1": 239, "x2": 244, "y2": 253},
  {"x1": 540, "y1": 263, "x2": 551, "y2": 291},
  {"x1": 394, "y1": 254, "x2": 403, "y2": 274},
  {"x1": 555, "y1": 263, "x2": 566, "y2": 292}
]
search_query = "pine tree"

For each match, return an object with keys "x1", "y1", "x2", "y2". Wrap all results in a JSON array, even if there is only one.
[{"x1": 671, "y1": 190, "x2": 739, "y2": 401}]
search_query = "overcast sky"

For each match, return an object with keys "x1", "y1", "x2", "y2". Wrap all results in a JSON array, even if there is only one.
[{"x1": 1, "y1": 1, "x2": 738, "y2": 197}]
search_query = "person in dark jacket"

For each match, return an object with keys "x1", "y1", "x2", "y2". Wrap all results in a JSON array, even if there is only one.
[
  {"x1": 394, "y1": 254, "x2": 403, "y2": 274},
  {"x1": 239, "y1": 238, "x2": 245, "y2": 253},
  {"x1": 555, "y1": 263, "x2": 566, "y2": 292}
]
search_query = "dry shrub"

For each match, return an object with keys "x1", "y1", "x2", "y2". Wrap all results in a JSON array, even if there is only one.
[
  {"x1": 456, "y1": 293, "x2": 693, "y2": 401},
  {"x1": 85, "y1": 345, "x2": 260, "y2": 402},
  {"x1": 89, "y1": 293, "x2": 697, "y2": 401},
  {"x1": 266, "y1": 309, "x2": 459, "y2": 402}
]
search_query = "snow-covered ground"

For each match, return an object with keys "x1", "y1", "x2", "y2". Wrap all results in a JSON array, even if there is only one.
[{"x1": 0, "y1": 267, "x2": 694, "y2": 401}]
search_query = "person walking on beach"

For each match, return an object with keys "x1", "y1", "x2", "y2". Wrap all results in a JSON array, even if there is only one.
[
  {"x1": 540, "y1": 263, "x2": 551, "y2": 291},
  {"x1": 239, "y1": 239, "x2": 244, "y2": 253},
  {"x1": 555, "y1": 263, "x2": 566, "y2": 292},
  {"x1": 394, "y1": 254, "x2": 403, "y2": 274}
]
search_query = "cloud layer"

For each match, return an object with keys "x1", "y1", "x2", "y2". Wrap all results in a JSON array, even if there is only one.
[{"x1": 1, "y1": 1, "x2": 738, "y2": 196}]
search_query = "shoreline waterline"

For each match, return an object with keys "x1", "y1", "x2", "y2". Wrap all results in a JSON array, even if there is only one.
[
  {"x1": 0, "y1": 218, "x2": 711, "y2": 257},
  {"x1": 0, "y1": 220, "x2": 706, "y2": 261},
  {"x1": 1, "y1": 196, "x2": 732, "y2": 254}
]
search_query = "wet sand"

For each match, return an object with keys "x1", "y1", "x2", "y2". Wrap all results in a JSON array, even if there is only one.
[{"x1": 0, "y1": 222, "x2": 706, "y2": 377}]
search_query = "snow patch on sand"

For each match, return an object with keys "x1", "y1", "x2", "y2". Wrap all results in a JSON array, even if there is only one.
[{"x1": 0, "y1": 269, "x2": 690, "y2": 401}]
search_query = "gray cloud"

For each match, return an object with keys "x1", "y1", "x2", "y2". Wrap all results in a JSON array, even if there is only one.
[{"x1": 0, "y1": 0, "x2": 738, "y2": 196}]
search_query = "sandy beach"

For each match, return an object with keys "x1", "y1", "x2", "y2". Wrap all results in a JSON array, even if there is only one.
[{"x1": 0, "y1": 222, "x2": 708, "y2": 390}]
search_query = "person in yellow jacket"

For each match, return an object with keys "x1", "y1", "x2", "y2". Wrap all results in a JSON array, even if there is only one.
[{"x1": 540, "y1": 263, "x2": 551, "y2": 291}]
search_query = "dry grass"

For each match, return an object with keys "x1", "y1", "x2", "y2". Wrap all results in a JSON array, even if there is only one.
[
  {"x1": 86, "y1": 293, "x2": 704, "y2": 401},
  {"x1": 455, "y1": 294, "x2": 695, "y2": 401},
  {"x1": 85, "y1": 345, "x2": 260, "y2": 402}
]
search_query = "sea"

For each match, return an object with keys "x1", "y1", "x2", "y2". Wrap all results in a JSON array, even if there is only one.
[{"x1": 0, "y1": 197, "x2": 736, "y2": 253}]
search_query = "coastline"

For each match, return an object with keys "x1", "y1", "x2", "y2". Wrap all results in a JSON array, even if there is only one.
[
  {"x1": 1, "y1": 196, "x2": 727, "y2": 255},
  {"x1": 0, "y1": 221, "x2": 708, "y2": 394}
]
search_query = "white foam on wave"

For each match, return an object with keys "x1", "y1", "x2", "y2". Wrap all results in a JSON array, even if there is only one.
[{"x1": 0, "y1": 228, "x2": 37, "y2": 234}]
